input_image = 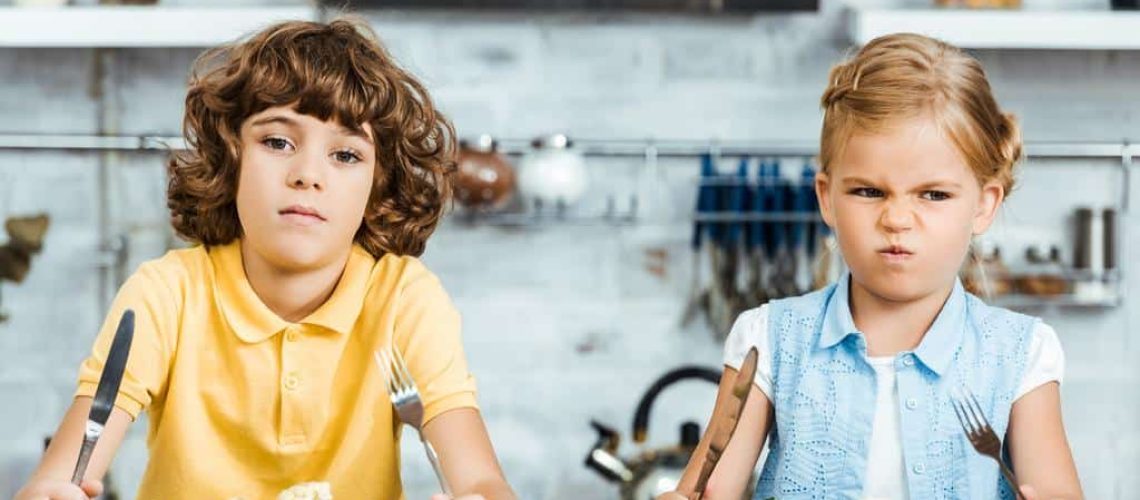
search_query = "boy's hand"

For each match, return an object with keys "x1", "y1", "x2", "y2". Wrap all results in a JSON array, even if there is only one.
[{"x1": 15, "y1": 478, "x2": 103, "y2": 500}]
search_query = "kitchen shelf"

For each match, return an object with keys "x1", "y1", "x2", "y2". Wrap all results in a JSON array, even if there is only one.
[
  {"x1": 989, "y1": 291, "x2": 1122, "y2": 309},
  {"x1": 850, "y1": 9, "x2": 1140, "y2": 50},
  {"x1": 0, "y1": 6, "x2": 314, "y2": 48}
]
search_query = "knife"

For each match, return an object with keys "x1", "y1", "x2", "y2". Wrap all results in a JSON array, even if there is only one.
[
  {"x1": 71, "y1": 309, "x2": 134, "y2": 486},
  {"x1": 674, "y1": 345, "x2": 760, "y2": 500}
]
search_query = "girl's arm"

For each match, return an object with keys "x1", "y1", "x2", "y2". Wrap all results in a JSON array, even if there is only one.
[
  {"x1": 422, "y1": 407, "x2": 515, "y2": 500},
  {"x1": 16, "y1": 397, "x2": 132, "y2": 500},
  {"x1": 663, "y1": 366, "x2": 773, "y2": 499},
  {"x1": 1006, "y1": 382, "x2": 1083, "y2": 499}
]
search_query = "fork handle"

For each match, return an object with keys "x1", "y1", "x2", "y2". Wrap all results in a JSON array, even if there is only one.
[
  {"x1": 997, "y1": 460, "x2": 1025, "y2": 500},
  {"x1": 420, "y1": 433, "x2": 452, "y2": 497}
]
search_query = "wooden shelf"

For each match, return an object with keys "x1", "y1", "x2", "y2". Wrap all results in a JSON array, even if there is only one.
[
  {"x1": 850, "y1": 9, "x2": 1140, "y2": 50},
  {"x1": 0, "y1": 6, "x2": 314, "y2": 48}
]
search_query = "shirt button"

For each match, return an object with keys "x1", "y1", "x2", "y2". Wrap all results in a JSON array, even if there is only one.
[
  {"x1": 284, "y1": 374, "x2": 299, "y2": 390},
  {"x1": 906, "y1": 398, "x2": 919, "y2": 410},
  {"x1": 903, "y1": 356, "x2": 915, "y2": 366},
  {"x1": 285, "y1": 330, "x2": 299, "y2": 342},
  {"x1": 913, "y1": 463, "x2": 926, "y2": 475}
]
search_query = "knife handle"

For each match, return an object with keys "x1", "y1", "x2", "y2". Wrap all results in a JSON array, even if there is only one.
[
  {"x1": 71, "y1": 436, "x2": 97, "y2": 485},
  {"x1": 71, "y1": 421, "x2": 103, "y2": 485}
]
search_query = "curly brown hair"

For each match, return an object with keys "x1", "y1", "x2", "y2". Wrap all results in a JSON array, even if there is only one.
[{"x1": 167, "y1": 16, "x2": 456, "y2": 258}]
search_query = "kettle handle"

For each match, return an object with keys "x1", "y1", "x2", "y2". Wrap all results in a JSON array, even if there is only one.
[{"x1": 631, "y1": 366, "x2": 720, "y2": 444}]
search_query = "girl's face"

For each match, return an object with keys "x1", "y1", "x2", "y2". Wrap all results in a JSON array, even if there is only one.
[
  {"x1": 236, "y1": 106, "x2": 375, "y2": 271},
  {"x1": 815, "y1": 116, "x2": 1004, "y2": 303}
]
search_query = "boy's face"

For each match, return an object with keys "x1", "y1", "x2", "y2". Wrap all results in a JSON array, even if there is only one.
[
  {"x1": 815, "y1": 116, "x2": 1004, "y2": 303},
  {"x1": 236, "y1": 106, "x2": 375, "y2": 271}
]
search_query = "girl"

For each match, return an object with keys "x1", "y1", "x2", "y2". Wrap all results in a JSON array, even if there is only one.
[
  {"x1": 667, "y1": 33, "x2": 1082, "y2": 499},
  {"x1": 17, "y1": 17, "x2": 514, "y2": 500}
]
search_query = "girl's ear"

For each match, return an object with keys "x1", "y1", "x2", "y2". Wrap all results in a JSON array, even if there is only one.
[
  {"x1": 815, "y1": 171, "x2": 836, "y2": 230},
  {"x1": 972, "y1": 180, "x2": 1005, "y2": 235}
]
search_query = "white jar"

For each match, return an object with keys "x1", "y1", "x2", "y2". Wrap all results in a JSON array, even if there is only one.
[{"x1": 515, "y1": 133, "x2": 589, "y2": 212}]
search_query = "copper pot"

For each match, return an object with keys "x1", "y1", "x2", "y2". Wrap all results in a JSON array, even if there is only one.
[{"x1": 454, "y1": 135, "x2": 516, "y2": 211}]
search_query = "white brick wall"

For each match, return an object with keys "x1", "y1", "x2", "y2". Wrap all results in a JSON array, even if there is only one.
[{"x1": 0, "y1": 0, "x2": 1136, "y2": 498}]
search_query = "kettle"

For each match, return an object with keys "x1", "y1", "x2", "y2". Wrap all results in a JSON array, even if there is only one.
[{"x1": 585, "y1": 366, "x2": 721, "y2": 500}]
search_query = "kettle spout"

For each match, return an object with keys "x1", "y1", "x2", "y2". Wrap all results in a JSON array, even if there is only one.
[{"x1": 584, "y1": 420, "x2": 634, "y2": 483}]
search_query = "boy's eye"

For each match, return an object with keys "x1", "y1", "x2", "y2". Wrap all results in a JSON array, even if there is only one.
[
  {"x1": 333, "y1": 150, "x2": 363, "y2": 164},
  {"x1": 849, "y1": 187, "x2": 883, "y2": 198},
  {"x1": 921, "y1": 190, "x2": 951, "y2": 201},
  {"x1": 262, "y1": 137, "x2": 292, "y2": 151}
]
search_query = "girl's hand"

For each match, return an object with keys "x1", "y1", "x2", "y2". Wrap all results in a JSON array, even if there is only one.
[
  {"x1": 1020, "y1": 484, "x2": 1065, "y2": 500},
  {"x1": 15, "y1": 478, "x2": 103, "y2": 500}
]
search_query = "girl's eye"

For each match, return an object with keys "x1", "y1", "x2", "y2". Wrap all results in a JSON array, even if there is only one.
[
  {"x1": 922, "y1": 190, "x2": 951, "y2": 201},
  {"x1": 333, "y1": 150, "x2": 363, "y2": 164},
  {"x1": 850, "y1": 187, "x2": 883, "y2": 198},
  {"x1": 262, "y1": 137, "x2": 292, "y2": 151}
]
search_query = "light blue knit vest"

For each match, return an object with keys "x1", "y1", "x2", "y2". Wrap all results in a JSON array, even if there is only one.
[{"x1": 754, "y1": 274, "x2": 1034, "y2": 499}]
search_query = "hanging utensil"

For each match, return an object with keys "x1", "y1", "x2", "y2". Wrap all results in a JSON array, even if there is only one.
[
  {"x1": 789, "y1": 162, "x2": 816, "y2": 295},
  {"x1": 681, "y1": 153, "x2": 719, "y2": 327},
  {"x1": 761, "y1": 161, "x2": 789, "y2": 300},
  {"x1": 709, "y1": 160, "x2": 748, "y2": 338}
]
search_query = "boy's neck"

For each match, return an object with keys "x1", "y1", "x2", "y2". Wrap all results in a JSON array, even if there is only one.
[
  {"x1": 240, "y1": 244, "x2": 348, "y2": 324},
  {"x1": 848, "y1": 278, "x2": 954, "y2": 357}
]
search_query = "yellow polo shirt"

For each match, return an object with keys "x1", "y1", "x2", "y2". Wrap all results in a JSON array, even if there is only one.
[{"x1": 75, "y1": 240, "x2": 478, "y2": 499}]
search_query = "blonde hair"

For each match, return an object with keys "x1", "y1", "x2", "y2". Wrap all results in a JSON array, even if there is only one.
[{"x1": 819, "y1": 33, "x2": 1021, "y2": 196}]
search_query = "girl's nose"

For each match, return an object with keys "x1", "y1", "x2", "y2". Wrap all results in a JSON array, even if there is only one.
[{"x1": 879, "y1": 199, "x2": 915, "y2": 232}]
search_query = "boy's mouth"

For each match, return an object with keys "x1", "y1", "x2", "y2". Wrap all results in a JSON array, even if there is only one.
[{"x1": 279, "y1": 205, "x2": 326, "y2": 222}]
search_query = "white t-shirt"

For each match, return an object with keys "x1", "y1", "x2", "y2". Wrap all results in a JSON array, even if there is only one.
[{"x1": 723, "y1": 305, "x2": 1065, "y2": 500}]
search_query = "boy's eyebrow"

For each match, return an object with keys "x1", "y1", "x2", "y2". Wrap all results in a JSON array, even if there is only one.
[
  {"x1": 335, "y1": 125, "x2": 374, "y2": 143},
  {"x1": 248, "y1": 115, "x2": 299, "y2": 129},
  {"x1": 248, "y1": 115, "x2": 374, "y2": 144}
]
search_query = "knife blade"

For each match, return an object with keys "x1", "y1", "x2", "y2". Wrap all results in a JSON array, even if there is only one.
[
  {"x1": 674, "y1": 345, "x2": 760, "y2": 500},
  {"x1": 71, "y1": 308, "x2": 134, "y2": 485}
]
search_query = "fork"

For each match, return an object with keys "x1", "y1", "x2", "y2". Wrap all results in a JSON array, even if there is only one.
[
  {"x1": 375, "y1": 348, "x2": 452, "y2": 496},
  {"x1": 951, "y1": 388, "x2": 1025, "y2": 500}
]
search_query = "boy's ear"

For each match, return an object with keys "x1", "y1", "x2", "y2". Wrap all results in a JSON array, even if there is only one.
[
  {"x1": 972, "y1": 180, "x2": 1005, "y2": 235},
  {"x1": 815, "y1": 171, "x2": 836, "y2": 229}
]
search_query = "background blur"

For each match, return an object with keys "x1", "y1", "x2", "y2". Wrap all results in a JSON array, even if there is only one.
[{"x1": 0, "y1": 0, "x2": 1137, "y2": 498}]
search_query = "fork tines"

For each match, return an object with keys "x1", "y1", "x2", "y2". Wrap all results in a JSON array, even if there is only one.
[{"x1": 951, "y1": 387, "x2": 992, "y2": 437}]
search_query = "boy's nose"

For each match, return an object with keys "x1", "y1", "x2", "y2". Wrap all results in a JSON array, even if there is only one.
[{"x1": 286, "y1": 160, "x2": 323, "y2": 191}]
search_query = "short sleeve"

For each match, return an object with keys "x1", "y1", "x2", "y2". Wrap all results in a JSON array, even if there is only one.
[
  {"x1": 392, "y1": 260, "x2": 479, "y2": 425},
  {"x1": 75, "y1": 262, "x2": 180, "y2": 419},
  {"x1": 1014, "y1": 321, "x2": 1065, "y2": 401},
  {"x1": 722, "y1": 305, "x2": 774, "y2": 401}
]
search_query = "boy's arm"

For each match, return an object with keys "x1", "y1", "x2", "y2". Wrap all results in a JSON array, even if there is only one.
[
  {"x1": 17, "y1": 396, "x2": 133, "y2": 499},
  {"x1": 422, "y1": 407, "x2": 515, "y2": 500},
  {"x1": 662, "y1": 366, "x2": 773, "y2": 500},
  {"x1": 1007, "y1": 382, "x2": 1083, "y2": 500}
]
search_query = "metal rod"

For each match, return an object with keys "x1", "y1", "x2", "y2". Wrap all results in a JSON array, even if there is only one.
[{"x1": 1, "y1": 134, "x2": 1138, "y2": 160}]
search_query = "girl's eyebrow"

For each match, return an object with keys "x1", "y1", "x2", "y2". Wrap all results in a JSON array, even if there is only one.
[
  {"x1": 840, "y1": 176, "x2": 877, "y2": 186},
  {"x1": 840, "y1": 176, "x2": 963, "y2": 190}
]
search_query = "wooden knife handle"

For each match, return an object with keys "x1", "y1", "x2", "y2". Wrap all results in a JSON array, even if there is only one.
[{"x1": 674, "y1": 346, "x2": 760, "y2": 499}]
